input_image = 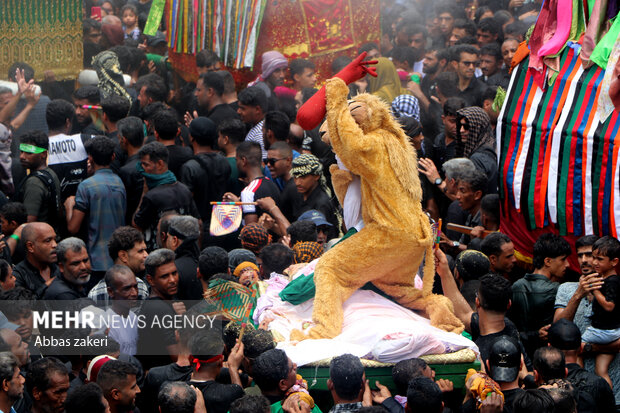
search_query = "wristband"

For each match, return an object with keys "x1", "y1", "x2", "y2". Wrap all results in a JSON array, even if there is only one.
[{"x1": 9, "y1": 234, "x2": 19, "y2": 242}]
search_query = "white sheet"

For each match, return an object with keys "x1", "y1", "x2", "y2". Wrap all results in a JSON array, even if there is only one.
[{"x1": 256, "y1": 276, "x2": 478, "y2": 366}]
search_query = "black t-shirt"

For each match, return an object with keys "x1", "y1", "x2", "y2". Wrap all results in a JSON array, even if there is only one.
[
  {"x1": 291, "y1": 185, "x2": 339, "y2": 228},
  {"x1": 239, "y1": 177, "x2": 281, "y2": 218},
  {"x1": 189, "y1": 380, "x2": 244, "y2": 413},
  {"x1": 567, "y1": 363, "x2": 616, "y2": 413},
  {"x1": 133, "y1": 182, "x2": 200, "y2": 250},
  {"x1": 13, "y1": 260, "x2": 61, "y2": 299},
  {"x1": 207, "y1": 103, "x2": 240, "y2": 129},
  {"x1": 142, "y1": 363, "x2": 193, "y2": 412},
  {"x1": 43, "y1": 275, "x2": 88, "y2": 300},
  {"x1": 166, "y1": 145, "x2": 193, "y2": 178},
  {"x1": 175, "y1": 244, "x2": 201, "y2": 301},
  {"x1": 137, "y1": 297, "x2": 178, "y2": 369},
  {"x1": 458, "y1": 77, "x2": 486, "y2": 107},
  {"x1": 591, "y1": 274, "x2": 620, "y2": 329},
  {"x1": 432, "y1": 133, "x2": 456, "y2": 173},
  {"x1": 179, "y1": 153, "x2": 231, "y2": 221},
  {"x1": 279, "y1": 177, "x2": 302, "y2": 222},
  {"x1": 108, "y1": 132, "x2": 127, "y2": 174},
  {"x1": 119, "y1": 154, "x2": 145, "y2": 225},
  {"x1": 470, "y1": 313, "x2": 532, "y2": 370}
]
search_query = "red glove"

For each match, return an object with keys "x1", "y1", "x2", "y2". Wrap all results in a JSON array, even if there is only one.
[{"x1": 296, "y1": 52, "x2": 378, "y2": 130}]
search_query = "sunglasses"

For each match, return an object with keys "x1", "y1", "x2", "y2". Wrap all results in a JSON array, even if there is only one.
[{"x1": 265, "y1": 157, "x2": 286, "y2": 166}]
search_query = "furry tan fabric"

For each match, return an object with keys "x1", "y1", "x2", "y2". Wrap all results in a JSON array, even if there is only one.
[{"x1": 291, "y1": 79, "x2": 463, "y2": 341}]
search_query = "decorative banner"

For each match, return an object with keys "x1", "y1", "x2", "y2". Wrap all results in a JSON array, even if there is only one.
[
  {"x1": 143, "y1": 0, "x2": 167, "y2": 36},
  {"x1": 203, "y1": 279, "x2": 257, "y2": 324},
  {"x1": 0, "y1": 0, "x2": 83, "y2": 81},
  {"x1": 168, "y1": 0, "x2": 380, "y2": 83},
  {"x1": 498, "y1": 44, "x2": 620, "y2": 266},
  {"x1": 167, "y1": 0, "x2": 266, "y2": 69},
  {"x1": 210, "y1": 204, "x2": 243, "y2": 236},
  {"x1": 300, "y1": 0, "x2": 355, "y2": 56}
]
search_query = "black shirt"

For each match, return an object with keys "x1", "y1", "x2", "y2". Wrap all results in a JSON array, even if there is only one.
[
  {"x1": 119, "y1": 154, "x2": 145, "y2": 224},
  {"x1": 166, "y1": 145, "x2": 193, "y2": 178},
  {"x1": 591, "y1": 274, "x2": 620, "y2": 329},
  {"x1": 142, "y1": 363, "x2": 193, "y2": 412},
  {"x1": 134, "y1": 182, "x2": 200, "y2": 251},
  {"x1": 43, "y1": 275, "x2": 88, "y2": 300},
  {"x1": 179, "y1": 153, "x2": 231, "y2": 221},
  {"x1": 566, "y1": 363, "x2": 615, "y2": 413},
  {"x1": 109, "y1": 135, "x2": 127, "y2": 175},
  {"x1": 469, "y1": 313, "x2": 533, "y2": 371},
  {"x1": 279, "y1": 177, "x2": 303, "y2": 222},
  {"x1": 207, "y1": 103, "x2": 240, "y2": 129},
  {"x1": 291, "y1": 185, "x2": 339, "y2": 228},
  {"x1": 487, "y1": 69, "x2": 510, "y2": 89},
  {"x1": 432, "y1": 133, "x2": 456, "y2": 173},
  {"x1": 174, "y1": 240, "x2": 202, "y2": 301},
  {"x1": 137, "y1": 297, "x2": 178, "y2": 370},
  {"x1": 458, "y1": 77, "x2": 486, "y2": 107},
  {"x1": 13, "y1": 259, "x2": 61, "y2": 299},
  {"x1": 189, "y1": 380, "x2": 244, "y2": 413}
]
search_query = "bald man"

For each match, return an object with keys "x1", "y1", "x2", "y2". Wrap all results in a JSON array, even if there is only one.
[{"x1": 13, "y1": 223, "x2": 59, "y2": 298}]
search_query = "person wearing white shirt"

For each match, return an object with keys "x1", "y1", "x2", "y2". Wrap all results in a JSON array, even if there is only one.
[{"x1": 102, "y1": 265, "x2": 139, "y2": 356}]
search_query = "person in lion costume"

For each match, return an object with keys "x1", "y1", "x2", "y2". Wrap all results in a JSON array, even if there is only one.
[{"x1": 291, "y1": 53, "x2": 464, "y2": 341}]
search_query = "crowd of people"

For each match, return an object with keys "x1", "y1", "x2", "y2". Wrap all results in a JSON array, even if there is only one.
[{"x1": 0, "y1": 0, "x2": 617, "y2": 411}]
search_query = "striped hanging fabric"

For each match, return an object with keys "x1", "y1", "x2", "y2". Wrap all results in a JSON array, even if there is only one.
[
  {"x1": 168, "y1": 0, "x2": 266, "y2": 69},
  {"x1": 498, "y1": 44, "x2": 620, "y2": 239}
]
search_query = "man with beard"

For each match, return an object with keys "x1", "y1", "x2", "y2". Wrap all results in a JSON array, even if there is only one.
[
  {"x1": 137, "y1": 249, "x2": 184, "y2": 369},
  {"x1": 451, "y1": 45, "x2": 485, "y2": 107},
  {"x1": 0, "y1": 352, "x2": 25, "y2": 413},
  {"x1": 15, "y1": 131, "x2": 61, "y2": 224},
  {"x1": 97, "y1": 360, "x2": 140, "y2": 413},
  {"x1": 554, "y1": 235, "x2": 600, "y2": 329},
  {"x1": 71, "y1": 86, "x2": 103, "y2": 135},
  {"x1": 26, "y1": 358, "x2": 70, "y2": 413},
  {"x1": 251, "y1": 51, "x2": 288, "y2": 111},
  {"x1": 481, "y1": 232, "x2": 517, "y2": 279},
  {"x1": 43, "y1": 238, "x2": 92, "y2": 300},
  {"x1": 193, "y1": 73, "x2": 239, "y2": 128},
  {"x1": 421, "y1": 48, "x2": 448, "y2": 98}
]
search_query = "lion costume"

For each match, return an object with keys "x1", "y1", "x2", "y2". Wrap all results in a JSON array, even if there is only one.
[{"x1": 291, "y1": 73, "x2": 464, "y2": 341}]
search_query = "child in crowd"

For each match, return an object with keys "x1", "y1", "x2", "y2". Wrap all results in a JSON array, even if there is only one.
[
  {"x1": 121, "y1": 4, "x2": 140, "y2": 40},
  {"x1": 582, "y1": 235, "x2": 620, "y2": 388}
]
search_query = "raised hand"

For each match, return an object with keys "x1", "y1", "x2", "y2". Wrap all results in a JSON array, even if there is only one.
[{"x1": 335, "y1": 51, "x2": 379, "y2": 84}]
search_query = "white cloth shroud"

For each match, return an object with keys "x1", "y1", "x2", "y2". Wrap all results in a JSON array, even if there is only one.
[{"x1": 255, "y1": 269, "x2": 478, "y2": 367}]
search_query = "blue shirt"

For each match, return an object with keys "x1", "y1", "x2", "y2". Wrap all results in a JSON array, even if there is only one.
[{"x1": 75, "y1": 168, "x2": 126, "y2": 271}]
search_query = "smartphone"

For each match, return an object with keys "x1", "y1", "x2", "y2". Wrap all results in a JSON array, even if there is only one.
[{"x1": 91, "y1": 6, "x2": 102, "y2": 22}]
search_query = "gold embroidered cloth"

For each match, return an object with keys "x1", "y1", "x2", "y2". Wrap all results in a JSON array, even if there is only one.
[{"x1": 0, "y1": 0, "x2": 83, "y2": 81}]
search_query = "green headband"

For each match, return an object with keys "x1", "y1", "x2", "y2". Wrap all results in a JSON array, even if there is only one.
[{"x1": 19, "y1": 143, "x2": 47, "y2": 154}]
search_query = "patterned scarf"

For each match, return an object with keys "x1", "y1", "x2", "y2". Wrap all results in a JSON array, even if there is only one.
[
  {"x1": 292, "y1": 241, "x2": 323, "y2": 264},
  {"x1": 456, "y1": 107, "x2": 495, "y2": 158},
  {"x1": 92, "y1": 51, "x2": 132, "y2": 101},
  {"x1": 240, "y1": 223, "x2": 271, "y2": 254},
  {"x1": 291, "y1": 154, "x2": 332, "y2": 198}
]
